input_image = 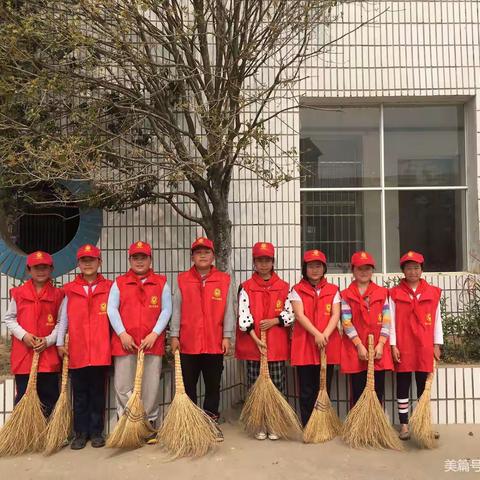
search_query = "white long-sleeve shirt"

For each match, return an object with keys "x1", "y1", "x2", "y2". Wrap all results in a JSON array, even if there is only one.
[
  {"x1": 3, "y1": 298, "x2": 59, "y2": 347},
  {"x1": 107, "y1": 280, "x2": 172, "y2": 337},
  {"x1": 389, "y1": 293, "x2": 443, "y2": 346}
]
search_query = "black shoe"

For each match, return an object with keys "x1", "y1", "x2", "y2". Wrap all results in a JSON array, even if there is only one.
[
  {"x1": 90, "y1": 434, "x2": 106, "y2": 448},
  {"x1": 71, "y1": 433, "x2": 88, "y2": 450}
]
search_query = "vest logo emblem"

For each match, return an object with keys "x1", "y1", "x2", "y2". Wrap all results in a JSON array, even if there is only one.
[
  {"x1": 361, "y1": 252, "x2": 367, "y2": 259},
  {"x1": 212, "y1": 288, "x2": 222, "y2": 301},
  {"x1": 377, "y1": 313, "x2": 382, "y2": 324},
  {"x1": 425, "y1": 313, "x2": 432, "y2": 325},
  {"x1": 325, "y1": 303, "x2": 331, "y2": 314},
  {"x1": 100, "y1": 302, "x2": 107, "y2": 313},
  {"x1": 46, "y1": 313, "x2": 54, "y2": 325},
  {"x1": 275, "y1": 299, "x2": 282, "y2": 310},
  {"x1": 151, "y1": 296, "x2": 158, "y2": 305}
]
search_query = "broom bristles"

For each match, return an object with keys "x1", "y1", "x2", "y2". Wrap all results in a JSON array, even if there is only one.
[
  {"x1": 410, "y1": 364, "x2": 437, "y2": 449},
  {"x1": 0, "y1": 351, "x2": 47, "y2": 456},
  {"x1": 43, "y1": 393, "x2": 72, "y2": 455},
  {"x1": 303, "y1": 349, "x2": 342, "y2": 443},
  {"x1": 303, "y1": 390, "x2": 342, "y2": 443},
  {"x1": 341, "y1": 387, "x2": 403, "y2": 450},
  {"x1": 106, "y1": 349, "x2": 153, "y2": 449},
  {"x1": 341, "y1": 335, "x2": 403, "y2": 450},
  {"x1": 156, "y1": 350, "x2": 218, "y2": 458},
  {"x1": 240, "y1": 331, "x2": 302, "y2": 440},
  {"x1": 44, "y1": 334, "x2": 72, "y2": 455},
  {"x1": 157, "y1": 393, "x2": 218, "y2": 459},
  {"x1": 106, "y1": 393, "x2": 153, "y2": 449}
]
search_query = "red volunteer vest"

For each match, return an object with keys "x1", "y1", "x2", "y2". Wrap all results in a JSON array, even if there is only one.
[
  {"x1": 235, "y1": 272, "x2": 290, "y2": 362},
  {"x1": 290, "y1": 279, "x2": 341, "y2": 366},
  {"x1": 178, "y1": 266, "x2": 231, "y2": 354},
  {"x1": 64, "y1": 275, "x2": 113, "y2": 369},
  {"x1": 340, "y1": 282, "x2": 393, "y2": 374},
  {"x1": 111, "y1": 270, "x2": 167, "y2": 356},
  {"x1": 390, "y1": 280, "x2": 441, "y2": 373},
  {"x1": 10, "y1": 280, "x2": 64, "y2": 375}
]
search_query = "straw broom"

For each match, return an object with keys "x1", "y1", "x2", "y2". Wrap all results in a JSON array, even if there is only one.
[
  {"x1": 156, "y1": 350, "x2": 218, "y2": 459},
  {"x1": 409, "y1": 360, "x2": 438, "y2": 449},
  {"x1": 240, "y1": 330, "x2": 302, "y2": 440},
  {"x1": 342, "y1": 334, "x2": 403, "y2": 450},
  {"x1": 106, "y1": 348, "x2": 154, "y2": 449},
  {"x1": 303, "y1": 348, "x2": 342, "y2": 443},
  {"x1": 0, "y1": 350, "x2": 47, "y2": 455},
  {"x1": 44, "y1": 335, "x2": 72, "y2": 455}
]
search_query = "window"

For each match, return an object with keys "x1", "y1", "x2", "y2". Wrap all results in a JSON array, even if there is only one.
[{"x1": 300, "y1": 104, "x2": 466, "y2": 273}]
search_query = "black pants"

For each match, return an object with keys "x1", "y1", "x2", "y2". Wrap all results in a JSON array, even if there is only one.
[
  {"x1": 15, "y1": 372, "x2": 59, "y2": 418},
  {"x1": 350, "y1": 370, "x2": 386, "y2": 407},
  {"x1": 297, "y1": 364, "x2": 334, "y2": 426},
  {"x1": 396, "y1": 371, "x2": 429, "y2": 424},
  {"x1": 180, "y1": 353, "x2": 224, "y2": 418},
  {"x1": 70, "y1": 366, "x2": 107, "y2": 436}
]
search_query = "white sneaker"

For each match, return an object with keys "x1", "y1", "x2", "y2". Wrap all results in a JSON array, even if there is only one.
[
  {"x1": 255, "y1": 431, "x2": 267, "y2": 440},
  {"x1": 268, "y1": 432, "x2": 279, "y2": 441}
]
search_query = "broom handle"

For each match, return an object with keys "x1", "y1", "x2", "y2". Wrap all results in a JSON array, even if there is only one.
[
  {"x1": 366, "y1": 334, "x2": 375, "y2": 392},
  {"x1": 174, "y1": 350, "x2": 186, "y2": 394},
  {"x1": 260, "y1": 330, "x2": 270, "y2": 378},
  {"x1": 423, "y1": 358, "x2": 437, "y2": 393},
  {"x1": 60, "y1": 334, "x2": 70, "y2": 394},
  {"x1": 319, "y1": 348, "x2": 327, "y2": 391},
  {"x1": 133, "y1": 348, "x2": 145, "y2": 395},
  {"x1": 26, "y1": 350, "x2": 41, "y2": 393}
]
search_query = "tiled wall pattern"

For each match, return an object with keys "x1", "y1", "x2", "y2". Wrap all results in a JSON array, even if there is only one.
[{"x1": 1, "y1": 363, "x2": 479, "y2": 427}]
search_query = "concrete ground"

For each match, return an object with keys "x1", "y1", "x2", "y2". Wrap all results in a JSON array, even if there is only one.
[{"x1": 0, "y1": 420, "x2": 478, "y2": 480}]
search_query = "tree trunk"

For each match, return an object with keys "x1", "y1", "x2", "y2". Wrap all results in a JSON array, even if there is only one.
[{"x1": 206, "y1": 198, "x2": 232, "y2": 274}]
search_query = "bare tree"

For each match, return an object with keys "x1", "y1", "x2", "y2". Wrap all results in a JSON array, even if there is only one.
[{"x1": 0, "y1": 0, "x2": 365, "y2": 270}]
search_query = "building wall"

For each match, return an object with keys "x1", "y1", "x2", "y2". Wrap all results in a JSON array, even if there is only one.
[{"x1": 2, "y1": 2, "x2": 480, "y2": 333}]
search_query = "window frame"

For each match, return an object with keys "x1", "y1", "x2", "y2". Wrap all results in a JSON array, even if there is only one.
[{"x1": 299, "y1": 102, "x2": 469, "y2": 274}]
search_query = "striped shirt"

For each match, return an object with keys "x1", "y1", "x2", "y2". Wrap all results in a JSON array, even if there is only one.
[{"x1": 341, "y1": 298, "x2": 391, "y2": 344}]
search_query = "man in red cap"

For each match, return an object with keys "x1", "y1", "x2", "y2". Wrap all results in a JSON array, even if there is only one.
[
  {"x1": 389, "y1": 251, "x2": 443, "y2": 440},
  {"x1": 235, "y1": 242, "x2": 292, "y2": 440},
  {"x1": 4, "y1": 251, "x2": 63, "y2": 417},
  {"x1": 340, "y1": 251, "x2": 393, "y2": 407},
  {"x1": 107, "y1": 241, "x2": 172, "y2": 444},
  {"x1": 289, "y1": 249, "x2": 342, "y2": 426},
  {"x1": 170, "y1": 236, "x2": 234, "y2": 441},
  {"x1": 56, "y1": 244, "x2": 112, "y2": 449}
]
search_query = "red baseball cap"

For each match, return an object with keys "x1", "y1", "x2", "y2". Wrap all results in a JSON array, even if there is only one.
[
  {"x1": 351, "y1": 251, "x2": 376, "y2": 268},
  {"x1": 400, "y1": 250, "x2": 424, "y2": 266},
  {"x1": 128, "y1": 241, "x2": 152, "y2": 257},
  {"x1": 77, "y1": 244, "x2": 101, "y2": 259},
  {"x1": 26, "y1": 251, "x2": 53, "y2": 267},
  {"x1": 191, "y1": 237, "x2": 214, "y2": 252},
  {"x1": 252, "y1": 242, "x2": 275, "y2": 258},
  {"x1": 303, "y1": 249, "x2": 327, "y2": 264}
]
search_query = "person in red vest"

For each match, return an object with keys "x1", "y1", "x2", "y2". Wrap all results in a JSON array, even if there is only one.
[
  {"x1": 389, "y1": 251, "x2": 443, "y2": 440},
  {"x1": 289, "y1": 249, "x2": 341, "y2": 426},
  {"x1": 340, "y1": 251, "x2": 393, "y2": 407},
  {"x1": 107, "y1": 241, "x2": 172, "y2": 444},
  {"x1": 4, "y1": 251, "x2": 63, "y2": 417},
  {"x1": 56, "y1": 244, "x2": 112, "y2": 449},
  {"x1": 235, "y1": 242, "x2": 293, "y2": 440},
  {"x1": 170, "y1": 237, "x2": 234, "y2": 441}
]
